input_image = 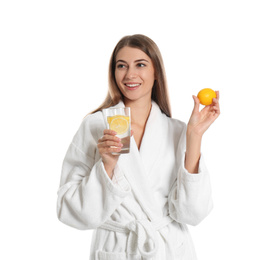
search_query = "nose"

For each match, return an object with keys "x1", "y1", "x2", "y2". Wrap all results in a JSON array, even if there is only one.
[{"x1": 125, "y1": 66, "x2": 137, "y2": 80}]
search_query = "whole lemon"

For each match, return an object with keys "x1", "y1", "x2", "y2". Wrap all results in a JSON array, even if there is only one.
[{"x1": 197, "y1": 88, "x2": 216, "y2": 106}]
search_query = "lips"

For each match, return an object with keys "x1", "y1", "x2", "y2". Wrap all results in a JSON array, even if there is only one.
[
  {"x1": 124, "y1": 83, "x2": 141, "y2": 88},
  {"x1": 123, "y1": 83, "x2": 141, "y2": 90}
]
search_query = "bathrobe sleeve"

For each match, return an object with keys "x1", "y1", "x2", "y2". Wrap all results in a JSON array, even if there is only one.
[
  {"x1": 168, "y1": 121, "x2": 213, "y2": 226},
  {"x1": 57, "y1": 112, "x2": 131, "y2": 230}
]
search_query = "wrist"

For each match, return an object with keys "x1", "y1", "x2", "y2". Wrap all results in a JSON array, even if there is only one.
[
  {"x1": 103, "y1": 161, "x2": 114, "y2": 179},
  {"x1": 186, "y1": 127, "x2": 203, "y2": 140}
]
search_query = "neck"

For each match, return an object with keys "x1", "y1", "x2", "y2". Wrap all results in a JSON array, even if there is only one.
[{"x1": 124, "y1": 99, "x2": 152, "y2": 126}]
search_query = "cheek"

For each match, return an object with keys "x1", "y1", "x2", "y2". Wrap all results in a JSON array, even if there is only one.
[
  {"x1": 114, "y1": 72, "x2": 125, "y2": 92},
  {"x1": 145, "y1": 71, "x2": 156, "y2": 86},
  {"x1": 114, "y1": 71, "x2": 119, "y2": 82},
  {"x1": 115, "y1": 71, "x2": 124, "y2": 84}
]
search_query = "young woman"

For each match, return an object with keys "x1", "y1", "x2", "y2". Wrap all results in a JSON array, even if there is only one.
[{"x1": 57, "y1": 34, "x2": 220, "y2": 260}]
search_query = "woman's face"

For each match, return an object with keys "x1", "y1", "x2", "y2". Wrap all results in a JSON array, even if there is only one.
[{"x1": 115, "y1": 46, "x2": 155, "y2": 104}]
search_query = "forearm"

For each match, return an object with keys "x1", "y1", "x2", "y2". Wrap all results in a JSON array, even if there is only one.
[{"x1": 185, "y1": 131, "x2": 202, "y2": 173}]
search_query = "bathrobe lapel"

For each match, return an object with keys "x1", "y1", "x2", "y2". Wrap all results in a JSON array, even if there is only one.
[
  {"x1": 139, "y1": 101, "x2": 166, "y2": 176},
  {"x1": 117, "y1": 101, "x2": 166, "y2": 220}
]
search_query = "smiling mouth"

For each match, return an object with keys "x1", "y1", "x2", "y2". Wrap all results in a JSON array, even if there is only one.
[{"x1": 124, "y1": 83, "x2": 141, "y2": 88}]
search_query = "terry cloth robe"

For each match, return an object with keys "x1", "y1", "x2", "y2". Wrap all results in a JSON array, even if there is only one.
[{"x1": 57, "y1": 101, "x2": 213, "y2": 260}]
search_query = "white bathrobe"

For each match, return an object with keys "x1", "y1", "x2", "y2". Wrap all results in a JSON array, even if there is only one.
[{"x1": 57, "y1": 101, "x2": 213, "y2": 260}]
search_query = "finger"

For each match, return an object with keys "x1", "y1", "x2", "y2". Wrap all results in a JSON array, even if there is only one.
[
  {"x1": 215, "y1": 90, "x2": 220, "y2": 100},
  {"x1": 212, "y1": 98, "x2": 219, "y2": 108},
  {"x1": 202, "y1": 105, "x2": 212, "y2": 113},
  {"x1": 192, "y1": 95, "x2": 200, "y2": 113},
  {"x1": 211, "y1": 101, "x2": 220, "y2": 115},
  {"x1": 98, "y1": 140, "x2": 123, "y2": 148},
  {"x1": 212, "y1": 94, "x2": 220, "y2": 111},
  {"x1": 98, "y1": 135, "x2": 121, "y2": 143},
  {"x1": 99, "y1": 146, "x2": 122, "y2": 155},
  {"x1": 103, "y1": 129, "x2": 117, "y2": 136},
  {"x1": 131, "y1": 129, "x2": 134, "y2": 136},
  {"x1": 212, "y1": 105, "x2": 220, "y2": 111},
  {"x1": 211, "y1": 106, "x2": 220, "y2": 115}
]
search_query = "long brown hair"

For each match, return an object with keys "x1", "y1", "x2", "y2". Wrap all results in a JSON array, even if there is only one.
[{"x1": 91, "y1": 34, "x2": 172, "y2": 117}]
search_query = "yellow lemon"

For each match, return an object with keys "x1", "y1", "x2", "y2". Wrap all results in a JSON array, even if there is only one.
[
  {"x1": 197, "y1": 88, "x2": 216, "y2": 106},
  {"x1": 107, "y1": 115, "x2": 129, "y2": 135}
]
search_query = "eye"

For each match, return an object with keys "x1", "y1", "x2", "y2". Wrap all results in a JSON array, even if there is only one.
[
  {"x1": 116, "y1": 64, "x2": 126, "y2": 69},
  {"x1": 137, "y1": 63, "x2": 146, "y2": 67}
]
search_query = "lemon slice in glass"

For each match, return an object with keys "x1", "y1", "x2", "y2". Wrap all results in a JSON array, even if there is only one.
[{"x1": 108, "y1": 115, "x2": 129, "y2": 135}]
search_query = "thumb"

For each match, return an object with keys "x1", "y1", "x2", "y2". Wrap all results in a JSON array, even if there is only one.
[{"x1": 192, "y1": 95, "x2": 200, "y2": 113}]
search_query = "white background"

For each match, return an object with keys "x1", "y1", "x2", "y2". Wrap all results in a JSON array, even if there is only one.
[{"x1": 1, "y1": 0, "x2": 271, "y2": 259}]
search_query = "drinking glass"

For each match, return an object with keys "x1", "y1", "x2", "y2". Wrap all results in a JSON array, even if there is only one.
[{"x1": 102, "y1": 107, "x2": 131, "y2": 154}]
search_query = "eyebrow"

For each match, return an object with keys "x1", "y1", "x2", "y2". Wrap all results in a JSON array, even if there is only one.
[{"x1": 116, "y1": 59, "x2": 149, "y2": 63}]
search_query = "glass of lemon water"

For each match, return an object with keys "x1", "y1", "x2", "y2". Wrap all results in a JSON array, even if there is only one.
[{"x1": 103, "y1": 107, "x2": 131, "y2": 154}]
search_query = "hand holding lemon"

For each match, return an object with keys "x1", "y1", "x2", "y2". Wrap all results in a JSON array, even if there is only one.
[{"x1": 187, "y1": 89, "x2": 220, "y2": 137}]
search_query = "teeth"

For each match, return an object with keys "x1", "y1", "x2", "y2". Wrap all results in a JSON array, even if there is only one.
[{"x1": 125, "y1": 84, "x2": 140, "y2": 88}]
